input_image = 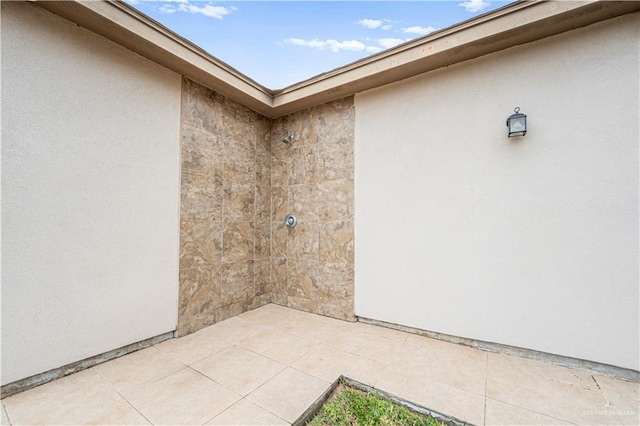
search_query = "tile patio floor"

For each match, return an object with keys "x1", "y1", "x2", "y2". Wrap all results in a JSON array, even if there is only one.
[{"x1": 2, "y1": 304, "x2": 638, "y2": 425}]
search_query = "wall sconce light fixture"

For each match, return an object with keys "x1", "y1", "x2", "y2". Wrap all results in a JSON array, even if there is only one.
[{"x1": 506, "y1": 107, "x2": 527, "y2": 137}]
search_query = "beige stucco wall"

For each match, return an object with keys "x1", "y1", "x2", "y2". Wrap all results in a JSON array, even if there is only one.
[
  {"x1": 354, "y1": 13, "x2": 639, "y2": 370},
  {"x1": 1, "y1": 2, "x2": 181, "y2": 384}
]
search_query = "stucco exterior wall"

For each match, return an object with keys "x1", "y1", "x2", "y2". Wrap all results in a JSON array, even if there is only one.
[
  {"x1": 1, "y1": 2, "x2": 181, "y2": 384},
  {"x1": 354, "y1": 14, "x2": 639, "y2": 370},
  {"x1": 270, "y1": 98, "x2": 355, "y2": 320},
  {"x1": 178, "y1": 79, "x2": 272, "y2": 336}
]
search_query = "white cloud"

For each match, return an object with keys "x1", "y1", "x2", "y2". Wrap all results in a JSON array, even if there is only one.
[
  {"x1": 158, "y1": 4, "x2": 176, "y2": 14},
  {"x1": 157, "y1": 0, "x2": 232, "y2": 19},
  {"x1": 366, "y1": 46, "x2": 383, "y2": 54},
  {"x1": 377, "y1": 38, "x2": 411, "y2": 49},
  {"x1": 458, "y1": 0, "x2": 491, "y2": 13},
  {"x1": 357, "y1": 18, "x2": 392, "y2": 30},
  {"x1": 287, "y1": 38, "x2": 327, "y2": 49},
  {"x1": 402, "y1": 26, "x2": 437, "y2": 36},
  {"x1": 326, "y1": 40, "x2": 366, "y2": 52},
  {"x1": 358, "y1": 19, "x2": 383, "y2": 29},
  {"x1": 285, "y1": 38, "x2": 380, "y2": 54}
]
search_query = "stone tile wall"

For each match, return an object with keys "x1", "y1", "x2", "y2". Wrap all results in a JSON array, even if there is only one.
[
  {"x1": 269, "y1": 97, "x2": 355, "y2": 321},
  {"x1": 178, "y1": 79, "x2": 271, "y2": 336},
  {"x1": 178, "y1": 77, "x2": 355, "y2": 335}
]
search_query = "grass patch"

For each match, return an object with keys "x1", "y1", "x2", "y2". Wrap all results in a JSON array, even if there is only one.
[{"x1": 307, "y1": 384, "x2": 446, "y2": 426}]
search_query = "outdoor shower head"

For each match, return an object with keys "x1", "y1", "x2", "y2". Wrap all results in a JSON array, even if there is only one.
[{"x1": 282, "y1": 133, "x2": 294, "y2": 144}]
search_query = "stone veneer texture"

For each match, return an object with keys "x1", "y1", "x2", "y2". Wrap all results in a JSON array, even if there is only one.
[
  {"x1": 270, "y1": 97, "x2": 355, "y2": 321},
  {"x1": 178, "y1": 78, "x2": 272, "y2": 336},
  {"x1": 178, "y1": 77, "x2": 355, "y2": 335}
]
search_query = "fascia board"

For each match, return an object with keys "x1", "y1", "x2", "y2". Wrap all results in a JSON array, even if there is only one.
[{"x1": 33, "y1": 0, "x2": 640, "y2": 119}]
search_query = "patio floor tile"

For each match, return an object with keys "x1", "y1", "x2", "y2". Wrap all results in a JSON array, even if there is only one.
[
  {"x1": 118, "y1": 368, "x2": 239, "y2": 425},
  {"x1": 237, "y1": 329, "x2": 317, "y2": 365},
  {"x1": 290, "y1": 344, "x2": 386, "y2": 387},
  {"x1": 191, "y1": 346, "x2": 285, "y2": 396},
  {"x1": 376, "y1": 367, "x2": 486, "y2": 425},
  {"x1": 592, "y1": 372, "x2": 640, "y2": 412},
  {"x1": 246, "y1": 367, "x2": 331, "y2": 423},
  {"x1": 194, "y1": 315, "x2": 271, "y2": 345},
  {"x1": 387, "y1": 337, "x2": 487, "y2": 395},
  {"x1": 2, "y1": 403, "x2": 9, "y2": 425},
  {"x1": 155, "y1": 328, "x2": 234, "y2": 365},
  {"x1": 484, "y1": 398, "x2": 572, "y2": 425},
  {"x1": 205, "y1": 398, "x2": 288, "y2": 425},
  {"x1": 2, "y1": 304, "x2": 638, "y2": 425},
  {"x1": 291, "y1": 345, "x2": 353, "y2": 382},
  {"x1": 486, "y1": 352, "x2": 616, "y2": 425},
  {"x1": 93, "y1": 346, "x2": 186, "y2": 388},
  {"x1": 2, "y1": 369, "x2": 149, "y2": 425}
]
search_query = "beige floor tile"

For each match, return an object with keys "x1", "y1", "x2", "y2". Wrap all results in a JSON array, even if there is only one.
[
  {"x1": 270, "y1": 310, "x2": 357, "y2": 343},
  {"x1": 247, "y1": 367, "x2": 331, "y2": 423},
  {"x1": 291, "y1": 345, "x2": 353, "y2": 382},
  {"x1": 237, "y1": 329, "x2": 317, "y2": 365},
  {"x1": 264, "y1": 319, "x2": 325, "y2": 343},
  {"x1": 486, "y1": 352, "x2": 610, "y2": 425},
  {"x1": 485, "y1": 398, "x2": 572, "y2": 425},
  {"x1": 205, "y1": 398, "x2": 288, "y2": 425},
  {"x1": 119, "y1": 368, "x2": 240, "y2": 425},
  {"x1": 238, "y1": 303, "x2": 304, "y2": 326},
  {"x1": 192, "y1": 346, "x2": 285, "y2": 396},
  {"x1": 197, "y1": 315, "x2": 273, "y2": 345},
  {"x1": 353, "y1": 333, "x2": 406, "y2": 364},
  {"x1": 93, "y1": 346, "x2": 186, "y2": 388},
  {"x1": 592, "y1": 373, "x2": 640, "y2": 408},
  {"x1": 1, "y1": 403, "x2": 10, "y2": 425},
  {"x1": 376, "y1": 368, "x2": 485, "y2": 425},
  {"x1": 341, "y1": 353, "x2": 390, "y2": 388},
  {"x1": 322, "y1": 329, "x2": 404, "y2": 364},
  {"x1": 583, "y1": 374, "x2": 640, "y2": 426},
  {"x1": 291, "y1": 344, "x2": 386, "y2": 387},
  {"x1": 386, "y1": 339, "x2": 487, "y2": 395},
  {"x1": 155, "y1": 330, "x2": 234, "y2": 365},
  {"x1": 322, "y1": 329, "x2": 373, "y2": 356},
  {"x1": 3, "y1": 369, "x2": 149, "y2": 425}
]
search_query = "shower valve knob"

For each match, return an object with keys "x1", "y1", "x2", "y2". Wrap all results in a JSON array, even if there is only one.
[{"x1": 285, "y1": 214, "x2": 297, "y2": 229}]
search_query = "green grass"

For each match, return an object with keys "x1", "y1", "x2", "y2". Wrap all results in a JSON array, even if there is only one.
[{"x1": 307, "y1": 386, "x2": 446, "y2": 426}]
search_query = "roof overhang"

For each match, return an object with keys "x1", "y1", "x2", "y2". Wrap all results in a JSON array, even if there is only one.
[{"x1": 34, "y1": 0, "x2": 640, "y2": 118}]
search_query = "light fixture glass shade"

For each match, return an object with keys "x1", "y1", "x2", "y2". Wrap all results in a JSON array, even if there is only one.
[{"x1": 506, "y1": 107, "x2": 527, "y2": 137}]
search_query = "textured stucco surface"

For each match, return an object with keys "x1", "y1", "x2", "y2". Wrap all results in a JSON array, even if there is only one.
[
  {"x1": 269, "y1": 98, "x2": 356, "y2": 321},
  {"x1": 354, "y1": 13, "x2": 639, "y2": 370},
  {"x1": 178, "y1": 79, "x2": 272, "y2": 336},
  {"x1": 1, "y1": 1, "x2": 181, "y2": 385}
]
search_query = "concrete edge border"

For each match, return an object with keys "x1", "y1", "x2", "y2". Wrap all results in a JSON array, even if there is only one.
[
  {"x1": 292, "y1": 375, "x2": 473, "y2": 426},
  {"x1": 0, "y1": 331, "x2": 174, "y2": 399},
  {"x1": 357, "y1": 316, "x2": 640, "y2": 383}
]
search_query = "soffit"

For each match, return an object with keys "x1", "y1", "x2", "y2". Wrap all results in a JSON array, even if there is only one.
[{"x1": 34, "y1": 0, "x2": 640, "y2": 119}]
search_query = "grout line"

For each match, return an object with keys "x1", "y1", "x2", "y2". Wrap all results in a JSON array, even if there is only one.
[
  {"x1": 92, "y1": 368, "x2": 155, "y2": 425},
  {"x1": 2, "y1": 400, "x2": 13, "y2": 426}
]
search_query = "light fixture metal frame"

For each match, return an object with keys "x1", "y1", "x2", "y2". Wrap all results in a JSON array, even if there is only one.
[{"x1": 506, "y1": 107, "x2": 527, "y2": 138}]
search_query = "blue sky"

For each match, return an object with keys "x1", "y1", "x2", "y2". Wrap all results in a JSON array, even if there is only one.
[{"x1": 125, "y1": 1, "x2": 511, "y2": 89}]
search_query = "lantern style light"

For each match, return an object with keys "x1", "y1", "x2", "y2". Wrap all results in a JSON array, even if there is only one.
[{"x1": 506, "y1": 107, "x2": 527, "y2": 137}]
